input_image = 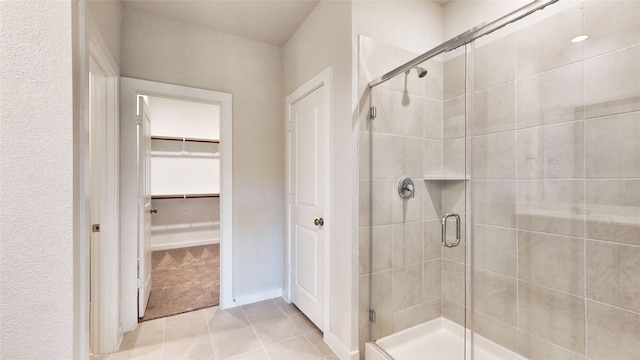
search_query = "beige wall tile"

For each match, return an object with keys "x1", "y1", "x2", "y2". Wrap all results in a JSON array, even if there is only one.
[
  {"x1": 586, "y1": 240, "x2": 640, "y2": 313},
  {"x1": 517, "y1": 63, "x2": 584, "y2": 129},
  {"x1": 444, "y1": 51, "x2": 465, "y2": 100},
  {"x1": 518, "y1": 180, "x2": 585, "y2": 238},
  {"x1": 371, "y1": 180, "x2": 394, "y2": 226},
  {"x1": 442, "y1": 301, "x2": 467, "y2": 328},
  {"x1": 585, "y1": 112, "x2": 640, "y2": 178},
  {"x1": 474, "y1": 33, "x2": 516, "y2": 91},
  {"x1": 474, "y1": 270, "x2": 517, "y2": 327},
  {"x1": 518, "y1": 231, "x2": 584, "y2": 295},
  {"x1": 584, "y1": 1, "x2": 640, "y2": 58},
  {"x1": 359, "y1": 180, "x2": 370, "y2": 227},
  {"x1": 474, "y1": 225, "x2": 517, "y2": 277},
  {"x1": 424, "y1": 220, "x2": 443, "y2": 261},
  {"x1": 425, "y1": 99, "x2": 443, "y2": 140},
  {"x1": 472, "y1": 131, "x2": 516, "y2": 179},
  {"x1": 443, "y1": 138, "x2": 466, "y2": 177},
  {"x1": 371, "y1": 225, "x2": 393, "y2": 273},
  {"x1": 393, "y1": 221, "x2": 424, "y2": 268},
  {"x1": 424, "y1": 259, "x2": 442, "y2": 303},
  {"x1": 371, "y1": 270, "x2": 392, "y2": 317},
  {"x1": 474, "y1": 180, "x2": 516, "y2": 228},
  {"x1": 392, "y1": 299, "x2": 441, "y2": 334},
  {"x1": 370, "y1": 314, "x2": 393, "y2": 341},
  {"x1": 584, "y1": 45, "x2": 640, "y2": 119},
  {"x1": 443, "y1": 96, "x2": 465, "y2": 139},
  {"x1": 389, "y1": 71, "x2": 426, "y2": 98},
  {"x1": 517, "y1": 121, "x2": 584, "y2": 179},
  {"x1": 474, "y1": 82, "x2": 516, "y2": 135},
  {"x1": 518, "y1": 281, "x2": 585, "y2": 355},
  {"x1": 358, "y1": 227, "x2": 370, "y2": 275},
  {"x1": 391, "y1": 91, "x2": 425, "y2": 137},
  {"x1": 518, "y1": 331, "x2": 584, "y2": 360},
  {"x1": 516, "y1": 5, "x2": 583, "y2": 78},
  {"x1": 394, "y1": 136, "x2": 424, "y2": 179},
  {"x1": 358, "y1": 274, "x2": 370, "y2": 325},
  {"x1": 424, "y1": 58, "x2": 444, "y2": 101},
  {"x1": 586, "y1": 301, "x2": 640, "y2": 360},
  {"x1": 423, "y1": 180, "x2": 443, "y2": 221},
  {"x1": 473, "y1": 311, "x2": 518, "y2": 353},
  {"x1": 442, "y1": 259, "x2": 466, "y2": 308},
  {"x1": 424, "y1": 139, "x2": 443, "y2": 176},
  {"x1": 586, "y1": 179, "x2": 640, "y2": 246},
  {"x1": 392, "y1": 263, "x2": 424, "y2": 311}
]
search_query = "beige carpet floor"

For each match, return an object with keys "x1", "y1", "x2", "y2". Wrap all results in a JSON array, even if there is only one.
[{"x1": 140, "y1": 244, "x2": 220, "y2": 322}]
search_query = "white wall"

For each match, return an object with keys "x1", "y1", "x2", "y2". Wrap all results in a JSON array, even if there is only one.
[
  {"x1": 0, "y1": 1, "x2": 75, "y2": 358},
  {"x1": 284, "y1": 2, "x2": 357, "y2": 358},
  {"x1": 353, "y1": 0, "x2": 443, "y2": 55},
  {"x1": 121, "y1": 9, "x2": 285, "y2": 299},
  {"x1": 442, "y1": 0, "x2": 529, "y2": 39},
  {"x1": 86, "y1": 0, "x2": 122, "y2": 64}
]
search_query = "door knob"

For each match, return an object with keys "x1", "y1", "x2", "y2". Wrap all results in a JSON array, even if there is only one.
[
  {"x1": 314, "y1": 218, "x2": 324, "y2": 226},
  {"x1": 150, "y1": 208, "x2": 158, "y2": 214}
]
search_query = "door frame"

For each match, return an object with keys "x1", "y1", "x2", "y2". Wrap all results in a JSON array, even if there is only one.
[
  {"x1": 285, "y1": 67, "x2": 332, "y2": 332},
  {"x1": 119, "y1": 78, "x2": 233, "y2": 331},
  {"x1": 85, "y1": 11, "x2": 121, "y2": 355}
]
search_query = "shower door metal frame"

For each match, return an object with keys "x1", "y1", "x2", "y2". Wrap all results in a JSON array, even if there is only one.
[{"x1": 367, "y1": 0, "x2": 558, "y2": 90}]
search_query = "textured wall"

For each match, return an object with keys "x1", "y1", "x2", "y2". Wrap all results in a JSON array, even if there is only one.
[
  {"x1": 120, "y1": 9, "x2": 285, "y2": 299},
  {"x1": 0, "y1": 1, "x2": 74, "y2": 358}
]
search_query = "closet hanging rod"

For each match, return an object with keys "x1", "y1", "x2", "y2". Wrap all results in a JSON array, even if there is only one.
[
  {"x1": 151, "y1": 135, "x2": 220, "y2": 144},
  {"x1": 151, "y1": 193, "x2": 220, "y2": 200},
  {"x1": 368, "y1": 0, "x2": 558, "y2": 88}
]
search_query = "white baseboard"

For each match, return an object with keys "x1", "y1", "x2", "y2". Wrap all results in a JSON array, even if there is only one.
[
  {"x1": 324, "y1": 331, "x2": 359, "y2": 360},
  {"x1": 227, "y1": 288, "x2": 283, "y2": 308},
  {"x1": 150, "y1": 238, "x2": 219, "y2": 251}
]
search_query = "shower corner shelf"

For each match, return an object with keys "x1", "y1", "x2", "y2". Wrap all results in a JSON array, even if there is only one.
[{"x1": 423, "y1": 175, "x2": 469, "y2": 181}]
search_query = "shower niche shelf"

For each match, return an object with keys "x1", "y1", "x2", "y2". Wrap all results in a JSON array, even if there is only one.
[{"x1": 423, "y1": 175, "x2": 469, "y2": 181}]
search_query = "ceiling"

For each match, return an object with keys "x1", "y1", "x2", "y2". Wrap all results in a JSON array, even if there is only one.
[
  {"x1": 122, "y1": 0, "x2": 452, "y2": 47},
  {"x1": 122, "y1": 0, "x2": 321, "y2": 46}
]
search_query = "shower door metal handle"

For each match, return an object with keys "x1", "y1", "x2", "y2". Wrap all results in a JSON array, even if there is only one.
[{"x1": 441, "y1": 213, "x2": 461, "y2": 248}]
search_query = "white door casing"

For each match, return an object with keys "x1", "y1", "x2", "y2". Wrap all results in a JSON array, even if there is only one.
[
  {"x1": 86, "y1": 13, "x2": 121, "y2": 355},
  {"x1": 120, "y1": 78, "x2": 233, "y2": 331},
  {"x1": 137, "y1": 97, "x2": 152, "y2": 317},
  {"x1": 286, "y1": 68, "x2": 331, "y2": 332}
]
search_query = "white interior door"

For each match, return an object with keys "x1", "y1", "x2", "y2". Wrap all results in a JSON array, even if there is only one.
[
  {"x1": 289, "y1": 86, "x2": 326, "y2": 330},
  {"x1": 138, "y1": 96, "x2": 152, "y2": 317}
]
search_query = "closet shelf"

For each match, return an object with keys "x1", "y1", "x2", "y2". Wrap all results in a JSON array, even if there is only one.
[
  {"x1": 151, "y1": 135, "x2": 219, "y2": 144},
  {"x1": 152, "y1": 193, "x2": 220, "y2": 199}
]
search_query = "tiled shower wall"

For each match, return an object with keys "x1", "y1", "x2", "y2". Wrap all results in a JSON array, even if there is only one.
[
  {"x1": 357, "y1": 36, "x2": 445, "y2": 355},
  {"x1": 359, "y1": 1, "x2": 640, "y2": 359},
  {"x1": 447, "y1": 2, "x2": 640, "y2": 359}
]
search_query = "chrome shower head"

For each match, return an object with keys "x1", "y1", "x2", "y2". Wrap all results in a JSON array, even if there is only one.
[{"x1": 405, "y1": 66, "x2": 428, "y2": 78}]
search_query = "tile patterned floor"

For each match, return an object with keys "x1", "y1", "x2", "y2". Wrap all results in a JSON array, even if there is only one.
[{"x1": 92, "y1": 298, "x2": 339, "y2": 360}]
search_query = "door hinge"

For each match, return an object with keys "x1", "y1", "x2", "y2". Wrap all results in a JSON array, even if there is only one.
[
  {"x1": 136, "y1": 115, "x2": 142, "y2": 126},
  {"x1": 137, "y1": 196, "x2": 143, "y2": 207},
  {"x1": 288, "y1": 120, "x2": 292, "y2": 132},
  {"x1": 369, "y1": 106, "x2": 377, "y2": 120},
  {"x1": 137, "y1": 278, "x2": 143, "y2": 290},
  {"x1": 369, "y1": 309, "x2": 376, "y2": 323}
]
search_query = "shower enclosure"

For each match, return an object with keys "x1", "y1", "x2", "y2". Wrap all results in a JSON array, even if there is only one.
[{"x1": 359, "y1": 0, "x2": 640, "y2": 359}]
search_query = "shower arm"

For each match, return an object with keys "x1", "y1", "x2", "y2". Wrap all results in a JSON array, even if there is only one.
[{"x1": 368, "y1": 0, "x2": 559, "y2": 89}]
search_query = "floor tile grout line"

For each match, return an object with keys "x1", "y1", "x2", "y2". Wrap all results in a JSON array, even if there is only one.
[{"x1": 240, "y1": 301, "x2": 274, "y2": 360}]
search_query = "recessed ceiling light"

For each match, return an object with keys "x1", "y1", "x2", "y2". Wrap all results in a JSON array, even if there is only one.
[{"x1": 571, "y1": 35, "x2": 589, "y2": 43}]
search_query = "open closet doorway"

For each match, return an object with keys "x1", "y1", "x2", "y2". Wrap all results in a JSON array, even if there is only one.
[
  {"x1": 120, "y1": 78, "x2": 234, "y2": 331},
  {"x1": 143, "y1": 95, "x2": 221, "y2": 321}
]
